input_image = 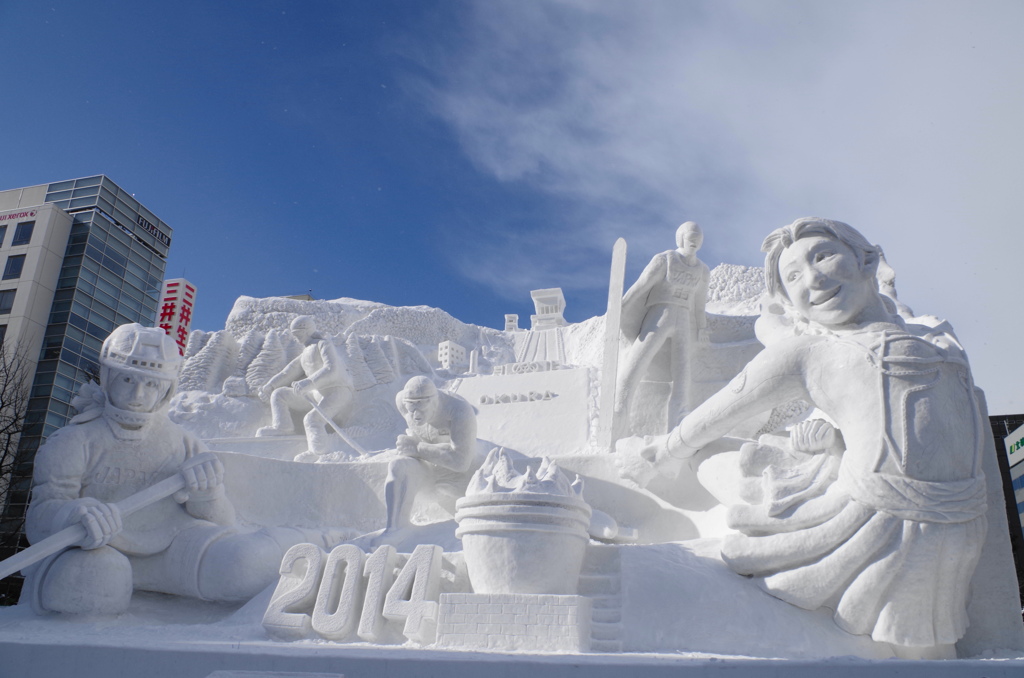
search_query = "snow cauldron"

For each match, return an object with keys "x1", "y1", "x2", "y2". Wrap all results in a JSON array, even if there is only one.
[{"x1": 455, "y1": 449, "x2": 591, "y2": 595}]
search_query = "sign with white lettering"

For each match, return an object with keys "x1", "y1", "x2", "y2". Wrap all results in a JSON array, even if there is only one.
[
  {"x1": 1005, "y1": 423, "x2": 1024, "y2": 468},
  {"x1": 135, "y1": 213, "x2": 171, "y2": 247}
]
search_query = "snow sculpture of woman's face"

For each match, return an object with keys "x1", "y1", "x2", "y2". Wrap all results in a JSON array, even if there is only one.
[{"x1": 778, "y1": 235, "x2": 878, "y2": 329}]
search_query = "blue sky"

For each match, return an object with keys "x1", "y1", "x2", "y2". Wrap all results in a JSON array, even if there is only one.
[{"x1": 2, "y1": 1, "x2": 1023, "y2": 414}]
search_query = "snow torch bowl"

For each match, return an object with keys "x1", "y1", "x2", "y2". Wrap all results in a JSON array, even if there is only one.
[{"x1": 455, "y1": 491, "x2": 592, "y2": 595}]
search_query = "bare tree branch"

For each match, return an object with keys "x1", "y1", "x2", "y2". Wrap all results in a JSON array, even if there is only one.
[{"x1": 0, "y1": 343, "x2": 31, "y2": 550}]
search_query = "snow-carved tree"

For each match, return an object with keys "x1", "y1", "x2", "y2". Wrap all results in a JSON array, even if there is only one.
[
  {"x1": 179, "y1": 330, "x2": 239, "y2": 393},
  {"x1": 183, "y1": 329, "x2": 211, "y2": 361},
  {"x1": 246, "y1": 329, "x2": 287, "y2": 394},
  {"x1": 234, "y1": 330, "x2": 265, "y2": 378},
  {"x1": 183, "y1": 330, "x2": 209, "y2": 361}
]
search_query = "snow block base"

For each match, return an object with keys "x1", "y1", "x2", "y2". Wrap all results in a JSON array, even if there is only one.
[{"x1": 436, "y1": 593, "x2": 592, "y2": 652}]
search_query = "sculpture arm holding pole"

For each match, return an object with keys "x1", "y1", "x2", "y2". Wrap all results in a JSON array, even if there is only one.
[
  {"x1": 0, "y1": 471, "x2": 187, "y2": 580},
  {"x1": 258, "y1": 357, "x2": 304, "y2": 401},
  {"x1": 407, "y1": 405, "x2": 477, "y2": 473}
]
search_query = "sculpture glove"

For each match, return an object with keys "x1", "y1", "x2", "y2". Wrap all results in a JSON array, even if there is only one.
[
  {"x1": 175, "y1": 452, "x2": 226, "y2": 503},
  {"x1": 64, "y1": 497, "x2": 123, "y2": 550}
]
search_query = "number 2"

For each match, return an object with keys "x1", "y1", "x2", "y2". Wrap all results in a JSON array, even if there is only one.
[{"x1": 262, "y1": 543, "x2": 326, "y2": 641}]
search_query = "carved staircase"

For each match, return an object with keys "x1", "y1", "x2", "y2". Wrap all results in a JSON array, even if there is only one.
[{"x1": 579, "y1": 544, "x2": 623, "y2": 653}]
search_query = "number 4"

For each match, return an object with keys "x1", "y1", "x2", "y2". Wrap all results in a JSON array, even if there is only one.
[{"x1": 383, "y1": 544, "x2": 443, "y2": 644}]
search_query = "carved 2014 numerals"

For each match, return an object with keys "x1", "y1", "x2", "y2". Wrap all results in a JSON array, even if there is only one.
[{"x1": 262, "y1": 543, "x2": 443, "y2": 644}]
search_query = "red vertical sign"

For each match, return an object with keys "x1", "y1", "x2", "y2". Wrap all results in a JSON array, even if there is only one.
[{"x1": 158, "y1": 278, "x2": 197, "y2": 356}]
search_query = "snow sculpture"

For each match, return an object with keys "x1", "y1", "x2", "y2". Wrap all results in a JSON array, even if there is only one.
[
  {"x1": 256, "y1": 315, "x2": 356, "y2": 459},
  {"x1": 455, "y1": 448, "x2": 590, "y2": 595},
  {"x1": 373, "y1": 376, "x2": 479, "y2": 544},
  {"x1": 876, "y1": 247, "x2": 916, "y2": 319},
  {"x1": 437, "y1": 340, "x2": 468, "y2": 372},
  {"x1": 529, "y1": 288, "x2": 567, "y2": 330},
  {"x1": 614, "y1": 221, "x2": 710, "y2": 440},
  {"x1": 178, "y1": 330, "x2": 239, "y2": 393},
  {"x1": 245, "y1": 329, "x2": 286, "y2": 394},
  {"x1": 637, "y1": 217, "x2": 988, "y2": 660},
  {"x1": 21, "y1": 324, "x2": 305, "y2": 614},
  {"x1": 4, "y1": 233, "x2": 1021, "y2": 669},
  {"x1": 262, "y1": 541, "x2": 451, "y2": 645}
]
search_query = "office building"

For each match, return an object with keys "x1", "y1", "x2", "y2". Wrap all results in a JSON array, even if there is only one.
[
  {"x1": 989, "y1": 414, "x2": 1024, "y2": 609},
  {"x1": 0, "y1": 176, "x2": 171, "y2": 601},
  {"x1": 1006, "y1": 421, "x2": 1024, "y2": 527}
]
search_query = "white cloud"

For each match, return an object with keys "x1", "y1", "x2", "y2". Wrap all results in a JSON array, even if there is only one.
[{"x1": 412, "y1": 0, "x2": 1024, "y2": 412}]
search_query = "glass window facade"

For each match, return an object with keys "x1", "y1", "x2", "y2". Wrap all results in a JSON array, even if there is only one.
[
  {"x1": 42, "y1": 176, "x2": 171, "y2": 259},
  {"x1": 22, "y1": 180, "x2": 166, "y2": 445},
  {"x1": 0, "y1": 176, "x2": 171, "y2": 602}
]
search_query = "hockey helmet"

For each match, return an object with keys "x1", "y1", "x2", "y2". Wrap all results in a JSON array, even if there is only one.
[{"x1": 100, "y1": 324, "x2": 182, "y2": 387}]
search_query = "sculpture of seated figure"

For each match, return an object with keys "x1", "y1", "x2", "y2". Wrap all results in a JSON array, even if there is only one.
[
  {"x1": 614, "y1": 221, "x2": 709, "y2": 440},
  {"x1": 23, "y1": 325, "x2": 307, "y2": 614},
  {"x1": 639, "y1": 218, "x2": 988, "y2": 660},
  {"x1": 374, "y1": 376, "x2": 479, "y2": 545},
  {"x1": 257, "y1": 315, "x2": 355, "y2": 458}
]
